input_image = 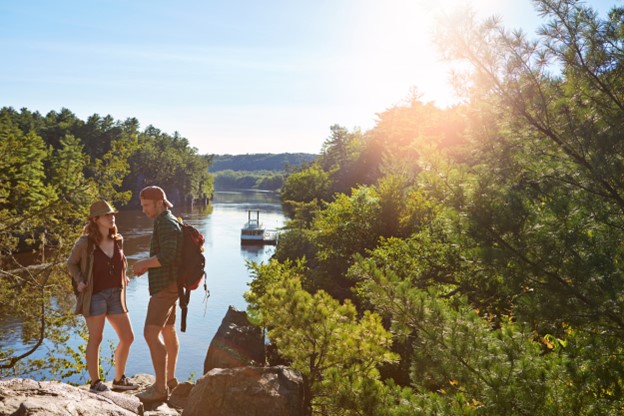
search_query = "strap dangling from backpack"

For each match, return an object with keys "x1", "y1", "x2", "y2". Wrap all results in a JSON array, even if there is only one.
[
  {"x1": 178, "y1": 281, "x2": 191, "y2": 333},
  {"x1": 180, "y1": 303, "x2": 188, "y2": 333}
]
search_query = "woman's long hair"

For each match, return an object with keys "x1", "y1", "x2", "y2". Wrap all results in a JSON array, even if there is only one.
[{"x1": 82, "y1": 217, "x2": 121, "y2": 244}]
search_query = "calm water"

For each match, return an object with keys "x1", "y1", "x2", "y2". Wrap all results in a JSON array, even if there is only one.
[{"x1": 3, "y1": 190, "x2": 285, "y2": 383}]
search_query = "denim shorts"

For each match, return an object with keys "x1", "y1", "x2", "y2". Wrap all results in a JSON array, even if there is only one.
[{"x1": 90, "y1": 287, "x2": 124, "y2": 316}]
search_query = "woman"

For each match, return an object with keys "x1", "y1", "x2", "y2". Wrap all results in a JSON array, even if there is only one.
[{"x1": 67, "y1": 199, "x2": 137, "y2": 393}]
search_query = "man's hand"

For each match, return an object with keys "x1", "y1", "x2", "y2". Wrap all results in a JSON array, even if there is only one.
[
  {"x1": 132, "y1": 256, "x2": 161, "y2": 276},
  {"x1": 132, "y1": 260, "x2": 149, "y2": 276},
  {"x1": 77, "y1": 281, "x2": 87, "y2": 293}
]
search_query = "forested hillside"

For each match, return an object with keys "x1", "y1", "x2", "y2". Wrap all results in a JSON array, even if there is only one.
[
  {"x1": 245, "y1": 2, "x2": 624, "y2": 415},
  {"x1": 210, "y1": 153, "x2": 316, "y2": 191},
  {"x1": 210, "y1": 153, "x2": 316, "y2": 172},
  {"x1": 0, "y1": 107, "x2": 213, "y2": 209}
]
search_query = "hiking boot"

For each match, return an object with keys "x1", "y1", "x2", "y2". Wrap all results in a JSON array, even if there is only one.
[
  {"x1": 112, "y1": 374, "x2": 138, "y2": 391},
  {"x1": 135, "y1": 384, "x2": 168, "y2": 403},
  {"x1": 167, "y1": 378, "x2": 179, "y2": 391},
  {"x1": 89, "y1": 379, "x2": 110, "y2": 393}
]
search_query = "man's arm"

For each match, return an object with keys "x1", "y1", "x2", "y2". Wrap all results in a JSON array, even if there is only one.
[
  {"x1": 132, "y1": 255, "x2": 162, "y2": 276},
  {"x1": 132, "y1": 217, "x2": 180, "y2": 276},
  {"x1": 155, "y1": 220, "x2": 180, "y2": 266}
]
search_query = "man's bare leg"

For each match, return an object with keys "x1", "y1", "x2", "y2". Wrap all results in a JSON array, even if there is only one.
[
  {"x1": 144, "y1": 324, "x2": 167, "y2": 391},
  {"x1": 162, "y1": 324, "x2": 179, "y2": 385}
]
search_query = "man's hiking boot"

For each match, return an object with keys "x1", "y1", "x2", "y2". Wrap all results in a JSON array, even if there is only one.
[
  {"x1": 136, "y1": 384, "x2": 168, "y2": 403},
  {"x1": 167, "y1": 378, "x2": 179, "y2": 391},
  {"x1": 112, "y1": 374, "x2": 138, "y2": 391},
  {"x1": 89, "y1": 379, "x2": 110, "y2": 393}
]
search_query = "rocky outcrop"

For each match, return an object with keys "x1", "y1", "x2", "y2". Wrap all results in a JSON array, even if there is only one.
[
  {"x1": 1, "y1": 306, "x2": 304, "y2": 416},
  {"x1": 167, "y1": 381, "x2": 194, "y2": 410},
  {"x1": 203, "y1": 305, "x2": 265, "y2": 373},
  {"x1": 183, "y1": 366, "x2": 304, "y2": 416},
  {"x1": 0, "y1": 378, "x2": 143, "y2": 415}
]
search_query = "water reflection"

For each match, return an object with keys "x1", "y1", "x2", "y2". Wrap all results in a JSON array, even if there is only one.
[{"x1": 240, "y1": 244, "x2": 276, "y2": 260}]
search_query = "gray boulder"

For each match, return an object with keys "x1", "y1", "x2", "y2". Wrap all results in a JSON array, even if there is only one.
[
  {"x1": 183, "y1": 366, "x2": 304, "y2": 416},
  {"x1": 203, "y1": 305, "x2": 265, "y2": 373},
  {"x1": 167, "y1": 381, "x2": 194, "y2": 410}
]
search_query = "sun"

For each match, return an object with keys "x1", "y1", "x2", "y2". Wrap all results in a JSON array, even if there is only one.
[
  {"x1": 338, "y1": 0, "x2": 537, "y2": 109},
  {"x1": 336, "y1": 1, "x2": 466, "y2": 108}
]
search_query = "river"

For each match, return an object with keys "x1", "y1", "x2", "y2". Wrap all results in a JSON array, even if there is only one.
[{"x1": 3, "y1": 190, "x2": 285, "y2": 384}]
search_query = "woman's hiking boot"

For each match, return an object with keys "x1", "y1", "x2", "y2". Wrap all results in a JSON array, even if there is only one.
[{"x1": 89, "y1": 379, "x2": 110, "y2": 393}]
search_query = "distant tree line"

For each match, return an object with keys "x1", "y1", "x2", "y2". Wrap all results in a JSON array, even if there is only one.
[
  {"x1": 212, "y1": 169, "x2": 285, "y2": 191},
  {"x1": 210, "y1": 153, "x2": 316, "y2": 172},
  {"x1": 210, "y1": 153, "x2": 317, "y2": 191},
  {"x1": 245, "y1": 2, "x2": 624, "y2": 415}
]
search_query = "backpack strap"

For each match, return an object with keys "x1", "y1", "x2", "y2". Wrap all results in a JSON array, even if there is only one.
[
  {"x1": 175, "y1": 218, "x2": 189, "y2": 333},
  {"x1": 179, "y1": 283, "x2": 190, "y2": 333}
]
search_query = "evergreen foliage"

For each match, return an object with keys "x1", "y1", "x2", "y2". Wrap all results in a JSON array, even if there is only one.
[
  {"x1": 122, "y1": 126, "x2": 213, "y2": 206},
  {"x1": 246, "y1": 1, "x2": 624, "y2": 414},
  {"x1": 245, "y1": 259, "x2": 397, "y2": 416}
]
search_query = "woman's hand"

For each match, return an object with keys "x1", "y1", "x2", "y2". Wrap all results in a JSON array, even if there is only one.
[{"x1": 77, "y1": 281, "x2": 87, "y2": 293}]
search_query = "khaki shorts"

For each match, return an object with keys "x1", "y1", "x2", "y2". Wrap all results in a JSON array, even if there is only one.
[{"x1": 145, "y1": 280, "x2": 179, "y2": 327}]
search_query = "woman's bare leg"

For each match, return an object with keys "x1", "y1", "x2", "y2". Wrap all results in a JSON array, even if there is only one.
[
  {"x1": 85, "y1": 314, "x2": 106, "y2": 383},
  {"x1": 107, "y1": 312, "x2": 135, "y2": 381}
]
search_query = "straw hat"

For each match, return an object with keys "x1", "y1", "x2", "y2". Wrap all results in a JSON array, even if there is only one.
[{"x1": 89, "y1": 200, "x2": 118, "y2": 218}]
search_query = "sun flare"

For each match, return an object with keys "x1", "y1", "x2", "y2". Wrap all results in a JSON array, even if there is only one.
[{"x1": 340, "y1": 0, "x2": 535, "y2": 109}]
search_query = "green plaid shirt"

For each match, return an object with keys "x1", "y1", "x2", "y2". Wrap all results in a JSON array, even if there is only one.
[{"x1": 148, "y1": 209, "x2": 182, "y2": 295}]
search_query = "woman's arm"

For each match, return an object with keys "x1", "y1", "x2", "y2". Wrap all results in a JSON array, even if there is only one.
[{"x1": 66, "y1": 237, "x2": 88, "y2": 288}]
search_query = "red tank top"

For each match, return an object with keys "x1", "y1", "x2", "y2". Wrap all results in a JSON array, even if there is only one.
[{"x1": 92, "y1": 240, "x2": 124, "y2": 294}]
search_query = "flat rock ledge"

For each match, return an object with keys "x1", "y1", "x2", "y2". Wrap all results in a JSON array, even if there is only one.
[{"x1": 0, "y1": 378, "x2": 143, "y2": 415}]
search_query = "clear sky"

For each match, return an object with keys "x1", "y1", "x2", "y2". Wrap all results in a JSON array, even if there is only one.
[{"x1": 0, "y1": 1, "x2": 617, "y2": 155}]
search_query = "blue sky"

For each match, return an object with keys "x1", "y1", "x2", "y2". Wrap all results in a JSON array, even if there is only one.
[{"x1": 0, "y1": 1, "x2": 617, "y2": 155}]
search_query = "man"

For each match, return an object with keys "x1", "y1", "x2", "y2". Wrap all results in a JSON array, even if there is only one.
[{"x1": 133, "y1": 186, "x2": 181, "y2": 403}]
